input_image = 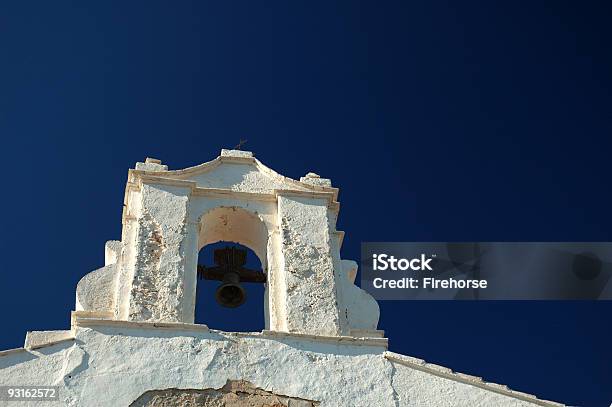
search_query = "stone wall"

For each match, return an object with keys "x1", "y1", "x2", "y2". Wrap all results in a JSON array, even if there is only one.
[{"x1": 130, "y1": 380, "x2": 318, "y2": 407}]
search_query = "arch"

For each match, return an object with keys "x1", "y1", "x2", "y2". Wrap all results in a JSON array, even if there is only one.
[
  {"x1": 197, "y1": 206, "x2": 269, "y2": 269},
  {"x1": 194, "y1": 206, "x2": 271, "y2": 329}
]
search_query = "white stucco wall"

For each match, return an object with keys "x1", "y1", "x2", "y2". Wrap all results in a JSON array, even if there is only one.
[
  {"x1": 0, "y1": 322, "x2": 561, "y2": 407},
  {"x1": 0, "y1": 150, "x2": 564, "y2": 406}
]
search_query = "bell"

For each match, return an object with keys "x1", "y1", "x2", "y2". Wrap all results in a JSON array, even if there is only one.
[
  {"x1": 215, "y1": 270, "x2": 246, "y2": 308},
  {"x1": 197, "y1": 246, "x2": 266, "y2": 308}
]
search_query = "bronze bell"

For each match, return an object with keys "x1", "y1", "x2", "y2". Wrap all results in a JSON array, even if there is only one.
[
  {"x1": 215, "y1": 269, "x2": 247, "y2": 308},
  {"x1": 197, "y1": 246, "x2": 266, "y2": 308}
]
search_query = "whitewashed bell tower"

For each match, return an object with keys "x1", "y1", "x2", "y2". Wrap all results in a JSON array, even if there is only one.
[
  {"x1": 77, "y1": 149, "x2": 381, "y2": 338},
  {"x1": 0, "y1": 150, "x2": 563, "y2": 407}
]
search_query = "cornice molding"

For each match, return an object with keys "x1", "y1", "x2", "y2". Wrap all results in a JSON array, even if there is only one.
[
  {"x1": 123, "y1": 176, "x2": 340, "y2": 210},
  {"x1": 69, "y1": 316, "x2": 388, "y2": 348}
]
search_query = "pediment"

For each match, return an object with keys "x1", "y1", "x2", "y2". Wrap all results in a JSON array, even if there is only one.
[
  {"x1": 182, "y1": 160, "x2": 310, "y2": 194},
  {"x1": 130, "y1": 150, "x2": 337, "y2": 198}
]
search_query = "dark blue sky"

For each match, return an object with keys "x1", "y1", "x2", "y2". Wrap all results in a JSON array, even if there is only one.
[{"x1": 1, "y1": 1, "x2": 611, "y2": 405}]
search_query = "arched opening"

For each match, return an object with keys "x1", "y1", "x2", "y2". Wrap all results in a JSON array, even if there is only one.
[
  {"x1": 195, "y1": 242, "x2": 265, "y2": 331},
  {"x1": 195, "y1": 206, "x2": 269, "y2": 332}
]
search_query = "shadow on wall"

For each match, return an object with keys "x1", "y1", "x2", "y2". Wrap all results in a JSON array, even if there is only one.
[{"x1": 195, "y1": 242, "x2": 265, "y2": 332}]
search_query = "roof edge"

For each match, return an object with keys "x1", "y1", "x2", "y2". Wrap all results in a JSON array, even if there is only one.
[{"x1": 384, "y1": 351, "x2": 564, "y2": 407}]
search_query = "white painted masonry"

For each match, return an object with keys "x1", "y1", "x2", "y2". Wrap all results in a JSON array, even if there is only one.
[{"x1": 0, "y1": 150, "x2": 563, "y2": 406}]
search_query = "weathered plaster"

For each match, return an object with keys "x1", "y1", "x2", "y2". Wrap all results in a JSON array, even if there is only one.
[
  {"x1": 0, "y1": 323, "x2": 562, "y2": 406},
  {"x1": 24, "y1": 331, "x2": 73, "y2": 350},
  {"x1": 300, "y1": 172, "x2": 332, "y2": 188},
  {"x1": 338, "y1": 260, "x2": 380, "y2": 335},
  {"x1": 128, "y1": 184, "x2": 191, "y2": 322},
  {"x1": 75, "y1": 264, "x2": 117, "y2": 312},
  {"x1": 0, "y1": 150, "x2": 564, "y2": 406},
  {"x1": 109, "y1": 150, "x2": 361, "y2": 334},
  {"x1": 135, "y1": 157, "x2": 168, "y2": 172},
  {"x1": 277, "y1": 194, "x2": 342, "y2": 336},
  {"x1": 188, "y1": 161, "x2": 310, "y2": 194}
]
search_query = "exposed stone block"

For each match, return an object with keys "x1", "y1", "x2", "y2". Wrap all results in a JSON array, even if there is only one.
[{"x1": 130, "y1": 380, "x2": 318, "y2": 406}]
